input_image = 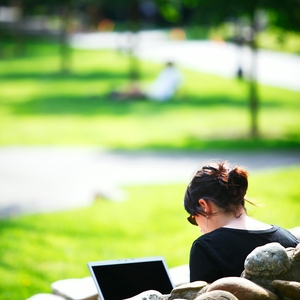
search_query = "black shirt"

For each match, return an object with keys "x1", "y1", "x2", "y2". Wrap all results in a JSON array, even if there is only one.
[{"x1": 189, "y1": 226, "x2": 299, "y2": 283}]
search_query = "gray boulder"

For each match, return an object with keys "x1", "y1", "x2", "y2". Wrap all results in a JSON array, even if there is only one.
[{"x1": 242, "y1": 242, "x2": 300, "y2": 292}]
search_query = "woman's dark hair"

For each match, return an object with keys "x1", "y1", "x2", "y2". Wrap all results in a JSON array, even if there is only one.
[{"x1": 184, "y1": 161, "x2": 249, "y2": 217}]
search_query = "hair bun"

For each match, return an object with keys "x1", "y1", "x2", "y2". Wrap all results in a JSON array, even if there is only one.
[{"x1": 228, "y1": 166, "x2": 248, "y2": 204}]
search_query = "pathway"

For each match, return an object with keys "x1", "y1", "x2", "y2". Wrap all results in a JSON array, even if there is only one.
[{"x1": 0, "y1": 146, "x2": 299, "y2": 218}]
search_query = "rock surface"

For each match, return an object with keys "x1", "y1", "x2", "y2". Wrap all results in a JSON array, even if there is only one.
[
  {"x1": 51, "y1": 277, "x2": 98, "y2": 300},
  {"x1": 242, "y1": 243, "x2": 300, "y2": 292},
  {"x1": 206, "y1": 277, "x2": 279, "y2": 300},
  {"x1": 195, "y1": 290, "x2": 238, "y2": 300},
  {"x1": 244, "y1": 242, "x2": 290, "y2": 277},
  {"x1": 123, "y1": 290, "x2": 168, "y2": 300},
  {"x1": 169, "y1": 281, "x2": 208, "y2": 300},
  {"x1": 168, "y1": 264, "x2": 190, "y2": 287},
  {"x1": 272, "y1": 280, "x2": 300, "y2": 300},
  {"x1": 26, "y1": 294, "x2": 66, "y2": 300}
]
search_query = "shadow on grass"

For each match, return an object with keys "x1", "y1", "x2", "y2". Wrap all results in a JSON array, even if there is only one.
[
  {"x1": 75, "y1": 123, "x2": 298, "y2": 151},
  {"x1": 0, "y1": 71, "x2": 130, "y2": 81},
  {"x1": 8, "y1": 92, "x2": 288, "y2": 116},
  {"x1": 2, "y1": 65, "x2": 290, "y2": 117},
  {"x1": 136, "y1": 136, "x2": 300, "y2": 151},
  {"x1": 8, "y1": 94, "x2": 252, "y2": 116},
  {"x1": 3, "y1": 76, "x2": 286, "y2": 116},
  {"x1": 2, "y1": 49, "x2": 295, "y2": 117},
  {"x1": 0, "y1": 68, "x2": 246, "y2": 115}
]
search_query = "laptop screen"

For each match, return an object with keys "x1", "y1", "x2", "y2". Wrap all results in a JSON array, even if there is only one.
[{"x1": 88, "y1": 257, "x2": 174, "y2": 300}]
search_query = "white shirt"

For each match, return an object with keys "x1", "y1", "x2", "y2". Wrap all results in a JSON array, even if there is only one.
[{"x1": 147, "y1": 66, "x2": 182, "y2": 101}]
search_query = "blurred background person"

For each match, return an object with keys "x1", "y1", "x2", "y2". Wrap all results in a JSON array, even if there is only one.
[{"x1": 109, "y1": 61, "x2": 183, "y2": 101}]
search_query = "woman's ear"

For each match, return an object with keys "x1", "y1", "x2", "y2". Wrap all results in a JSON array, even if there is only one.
[{"x1": 198, "y1": 199, "x2": 210, "y2": 213}]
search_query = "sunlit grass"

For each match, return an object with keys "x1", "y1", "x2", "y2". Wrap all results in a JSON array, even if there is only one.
[
  {"x1": 247, "y1": 167, "x2": 300, "y2": 226},
  {"x1": 0, "y1": 39, "x2": 299, "y2": 150}
]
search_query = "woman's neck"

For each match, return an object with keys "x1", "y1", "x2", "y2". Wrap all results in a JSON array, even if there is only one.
[
  {"x1": 222, "y1": 214, "x2": 272, "y2": 231},
  {"x1": 206, "y1": 208, "x2": 271, "y2": 233}
]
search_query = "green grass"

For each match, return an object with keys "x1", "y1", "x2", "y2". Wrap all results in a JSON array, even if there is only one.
[
  {"x1": 0, "y1": 38, "x2": 299, "y2": 150},
  {"x1": 0, "y1": 166, "x2": 299, "y2": 300}
]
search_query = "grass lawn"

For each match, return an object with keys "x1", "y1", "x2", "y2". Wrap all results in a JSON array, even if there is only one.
[
  {"x1": 0, "y1": 38, "x2": 299, "y2": 150},
  {"x1": 0, "y1": 166, "x2": 300, "y2": 300}
]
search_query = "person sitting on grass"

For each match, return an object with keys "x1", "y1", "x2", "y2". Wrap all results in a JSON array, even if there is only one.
[
  {"x1": 109, "y1": 61, "x2": 182, "y2": 101},
  {"x1": 184, "y1": 161, "x2": 299, "y2": 283}
]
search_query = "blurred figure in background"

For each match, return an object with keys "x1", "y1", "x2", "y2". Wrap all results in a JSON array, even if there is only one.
[{"x1": 109, "y1": 61, "x2": 182, "y2": 101}]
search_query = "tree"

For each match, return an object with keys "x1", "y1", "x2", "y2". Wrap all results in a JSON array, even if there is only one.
[{"x1": 1, "y1": 0, "x2": 73, "y2": 72}]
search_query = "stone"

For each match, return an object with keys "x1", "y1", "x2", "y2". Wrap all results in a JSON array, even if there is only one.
[
  {"x1": 206, "y1": 277, "x2": 280, "y2": 300},
  {"x1": 169, "y1": 281, "x2": 208, "y2": 300},
  {"x1": 26, "y1": 294, "x2": 66, "y2": 300},
  {"x1": 272, "y1": 280, "x2": 300, "y2": 300},
  {"x1": 168, "y1": 264, "x2": 190, "y2": 287},
  {"x1": 293, "y1": 242, "x2": 300, "y2": 260},
  {"x1": 195, "y1": 290, "x2": 238, "y2": 300},
  {"x1": 242, "y1": 242, "x2": 300, "y2": 292},
  {"x1": 122, "y1": 290, "x2": 168, "y2": 300},
  {"x1": 244, "y1": 242, "x2": 290, "y2": 277},
  {"x1": 281, "y1": 243, "x2": 300, "y2": 282},
  {"x1": 51, "y1": 277, "x2": 98, "y2": 300}
]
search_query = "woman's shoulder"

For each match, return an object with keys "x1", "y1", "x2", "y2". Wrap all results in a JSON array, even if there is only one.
[
  {"x1": 272, "y1": 225, "x2": 299, "y2": 241},
  {"x1": 195, "y1": 225, "x2": 277, "y2": 243},
  {"x1": 196, "y1": 225, "x2": 298, "y2": 244}
]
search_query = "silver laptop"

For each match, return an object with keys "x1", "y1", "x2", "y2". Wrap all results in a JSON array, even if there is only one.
[{"x1": 87, "y1": 256, "x2": 174, "y2": 300}]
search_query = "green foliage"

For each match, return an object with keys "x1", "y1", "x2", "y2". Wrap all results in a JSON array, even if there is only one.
[
  {"x1": 156, "y1": 0, "x2": 182, "y2": 23},
  {"x1": 265, "y1": 0, "x2": 300, "y2": 32},
  {"x1": 0, "y1": 39, "x2": 299, "y2": 150},
  {"x1": 256, "y1": 27, "x2": 300, "y2": 54},
  {"x1": 0, "y1": 166, "x2": 299, "y2": 300},
  {"x1": 178, "y1": 0, "x2": 300, "y2": 33},
  {"x1": 183, "y1": 0, "x2": 199, "y2": 9}
]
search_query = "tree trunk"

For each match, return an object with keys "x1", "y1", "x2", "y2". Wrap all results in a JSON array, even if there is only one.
[
  {"x1": 13, "y1": 0, "x2": 25, "y2": 56},
  {"x1": 248, "y1": 9, "x2": 259, "y2": 138},
  {"x1": 60, "y1": 2, "x2": 71, "y2": 73},
  {"x1": 128, "y1": 0, "x2": 140, "y2": 82},
  {"x1": 249, "y1": 38, "x2": 259, "y2": 137}
]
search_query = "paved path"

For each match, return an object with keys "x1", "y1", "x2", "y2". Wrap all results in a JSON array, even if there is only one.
[
  {"x1": 69, "y1": 31, "x2": 300, "y2": 92},
  {"x1": 1, "y1": 146, "x2": 299, "y2": 218}
]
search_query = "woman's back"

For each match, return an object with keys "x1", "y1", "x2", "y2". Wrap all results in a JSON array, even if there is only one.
[{"x1": 189, "y1": 226, "x2": 299, "y2": 283}]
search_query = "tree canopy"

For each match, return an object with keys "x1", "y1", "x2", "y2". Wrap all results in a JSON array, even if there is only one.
[{"x1": 2, "y1": 0, "x2": 299, "y2": 33}]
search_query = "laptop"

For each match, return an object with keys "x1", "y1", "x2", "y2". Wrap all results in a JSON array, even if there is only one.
[{"x1": 87, "y1": 256, "x2": 175, "y2": 300}]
